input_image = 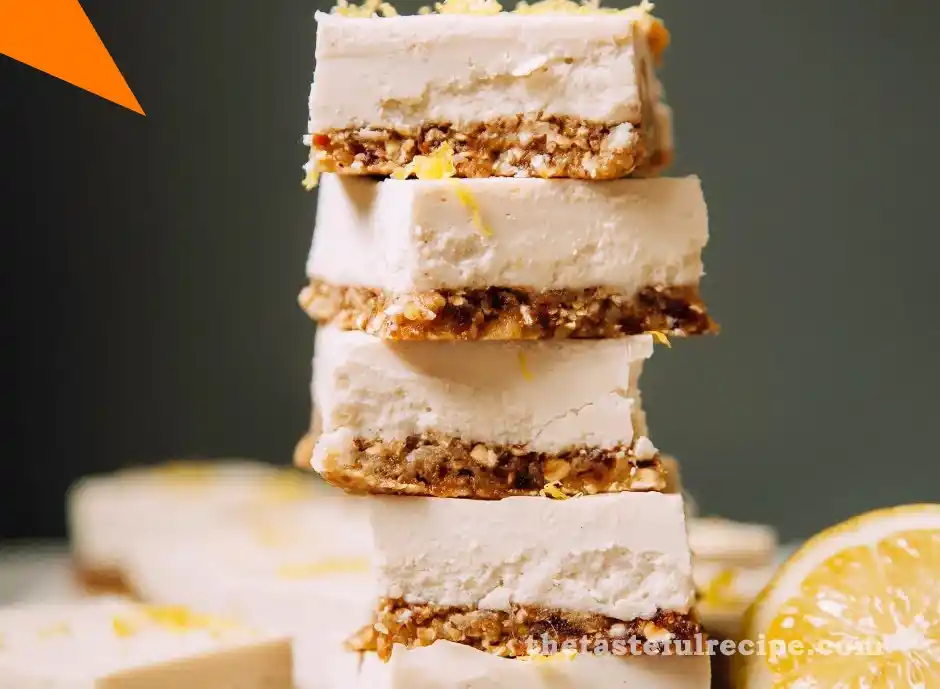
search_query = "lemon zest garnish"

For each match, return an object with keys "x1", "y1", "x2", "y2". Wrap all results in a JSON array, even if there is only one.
[
  {"x1": 260, "y1": 469, "x2": 309, "y2": 502},
  {"x1": 540, "y1": 481, "x2": 568, "y2": 499},
  {"x1": 277, "y1": 557, "x2": 370, "y2": 579},
  {"x1": 148, "y1": 461, "x2": 216, "y2": 485},
  {"x1": 112, "y1": 616, "x2": 138, "y2": 638},
  {"x1": 649, "y1": 330, "x2": 671, "y2": 347},
  {"x1": 37, "y1": 622, "x2": 71, "y2": 639},
  {"x1": 699, "y1": 569, "x2": 739, "y2": 606},
  {"x1": 392, "y1": 142, "x2": 457, "y2": 180},
  {"x1": 111, "y1": 606, "x2": 240, "y2": 638},
  {"x1": 451, "y1": 180, "x2": 493, "y2": 237},
  {"x1": 302, "y1": 161, "x2": 321, "y2": 190},
  {"x1": 333, "y1": 0, "x2": 399, "y2": 17},
  {"x1": 431, "y1": 0, "x2": 503, "y2": 14},
  {"x1": 142, "y1": 605, "x2": 235, "y2": 633},
  {"x1": 517, "y1": 351, "x2": 534, "y2": 381}
]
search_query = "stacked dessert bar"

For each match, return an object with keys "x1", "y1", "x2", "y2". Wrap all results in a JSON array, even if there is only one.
[{"x1": 297, "y1": 1, "x2": 716, "y2": 686}]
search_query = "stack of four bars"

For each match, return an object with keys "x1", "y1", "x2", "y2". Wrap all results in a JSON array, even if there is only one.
[{"x1": 297, "y1": 1, "x2": 717, "y2": 686}]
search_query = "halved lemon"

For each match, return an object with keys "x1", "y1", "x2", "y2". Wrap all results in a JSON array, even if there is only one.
[{"x1": 740, "y1": 504, "x2": 940, "y2": 688}]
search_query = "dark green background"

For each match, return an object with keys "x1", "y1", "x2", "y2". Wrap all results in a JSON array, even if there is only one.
[{"x1": 3, "y1": 0, "x2": 939, "y2": 540}]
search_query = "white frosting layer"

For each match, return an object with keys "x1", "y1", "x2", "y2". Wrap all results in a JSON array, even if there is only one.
[
  {"x1": 67, "y1": 461, "x2": 323, "y2": 571},
  {"x1": 370, "y1": 492, "x2": 695, "y2": 620},
  {"x1": 0, "y1": 598, "x2": 292, "y2": 689},
  {"x1": 687, "y1": 518, "x2": 779, "y2": 567},
  {"x1": 312, "y1": 328, "x2": 652, "y2": 469},
  {"x1": 121, "y1": 493, "x2": 375, "y2": 688},
  {"x1": 310, "y1": 13, "x2": 652, "y2": 130},
  {"x1": 308, "y1": 174, "x2": 707, "y2": 294}
]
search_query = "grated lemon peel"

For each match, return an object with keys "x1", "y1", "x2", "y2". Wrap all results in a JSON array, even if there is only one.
[
  {"x1": 540, "y1": 481, "x2": 581, "y2": 499},
  {"x1": 452, "y1": 180, "x2": 493, "y2": 237},
  {"x1": 517, "y1": 351, "x2": 534, "y2": 380},
  {"x1": 302, "y1": 161, "x2": 321, "y2": 191},
  {"x1": 333, "y1": 0, "x2": 399, "y2": 17},
  {"x1": 260, "y1": 470, "x2": 309, "y2": 502},
  {"x1": 149, "y1": 460, "x2": 216, "y2": 486},
  {"x1": 112, "y1": 616, "x2": 137, "y2": 638},
  {"x1": 648, "y1": 330, "x2": 671, "y2": 347},
  {"x1": 277, "y1": 557, "x2": 371, "y2": 579},
  {"x1": 111, "y1": 605, "x2": 244, "y2": 639},
  {"x1": 699, "y1": 569, "x2": 739, "y2": 606},
  {"x1": 420, "y1": 0, "x2": 503, "y2": 13},
  {"x1": 392, "y1": 142, "x2": 457, "y2": 180}
]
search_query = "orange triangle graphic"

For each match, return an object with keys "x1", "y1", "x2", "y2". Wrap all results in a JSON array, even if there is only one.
[{"x1": 0, "y1": 0, "x2": 144, "y2": 115}]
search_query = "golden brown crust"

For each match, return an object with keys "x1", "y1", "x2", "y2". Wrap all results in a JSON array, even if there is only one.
[
  {"x1": 303, "y1": 432, "x2": 669, "y2": 499},
  {"x1": 310, "y1": 115, "x2": 653, "y2": 180},
  {"x1": 300, "y1": 280, "x2": 716, "y2": 341},
  {"x1": 349, "y1": 599, "x2": 701, "y2": 660}
]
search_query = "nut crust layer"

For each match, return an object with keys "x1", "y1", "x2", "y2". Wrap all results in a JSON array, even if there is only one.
[
  {"x1": 304, "y1": 433, "x2": 668, "y2": 499},
  {"x1": 300, "y1": 280, "x2": 716, "y2": 341},
  {"x1": 310, "y1": 116, "x2": 653, "y2": 180},
  {"x1": 349, "y1": 598, "x2": 701, "y2": 660}
]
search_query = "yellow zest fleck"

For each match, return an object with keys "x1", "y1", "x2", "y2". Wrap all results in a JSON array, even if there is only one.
[
  {"x1": 149, "y1": 460, "x2": 216, "y2": 485},
  {"x1": 515, "y1": 0, "x2": 643, "y2": 15},
  {"x1": 112, "y1": 616, "x2": 138, "y2": 638},
  {"x1": 260, "y1": 470, "x2": 309, "y2": 502},
  {"x1": 699, "y1": 569, "x2": 739, "y2": 606},
  {"x1": 432, "y1": 0, "x2": 503, "y2": 14},
  {"x1": 37, "y1": 622, "x2": 71, "y2": 639},
  {"x1": 302, "y1": 159, "x2": 321, "y2": 190},
  {"x1": 515, "y1": 0, "x2": 615, "y2": 14},
  {"x1": 392, "y1": 142, "x2": 457, "y2": 180},
  {"x1": 451, "y1": 180, "x2": 493, "y2": 237},
  {"x1": 540, "y1": 481, "x2": 569, "y2": 500},
  {"x1": 141, "y1": 605, "x2": 236, "y2": 634},
  {"x1": 517, "y1": 351, "x2": 534, "y2": 380},
  {"x1": 333, "y1": 0, "x2": 399, "y2": 17},
  {"x1": 649, "y1": 330, "x2": 671, "y2": 347},
  {"x1": 277, "y1": 557, "x2": 370, "y2": 579}
]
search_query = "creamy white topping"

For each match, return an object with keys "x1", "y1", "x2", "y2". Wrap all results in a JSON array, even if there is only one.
[
  {"x1": 310, "y1": 13, "x2": 652, "y2": 129},
  {"x1": 312, "y1": 328, "x2": 652, "y2": 469},
  {"x1": 123, "y1": 497, "x2": 375, "y2": 687},
  {"x1": 308, "y1": 174, "x2": 707, "y2": 294},
  {"x1": 359, "y1": 641, "x2": 710, "y2": 689},
  {"x1": 370, "y1": 492, "x2": 695, "y2": 620},
  {"x1": 67, "y1": 461, "x2": 320, "y2": 572},
  {"x1": 687, "y1": 518, "x2": 779, "y2": 567},
  {"x1": 0, "y1": 598, "x2": 292, "y2": 689}
]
